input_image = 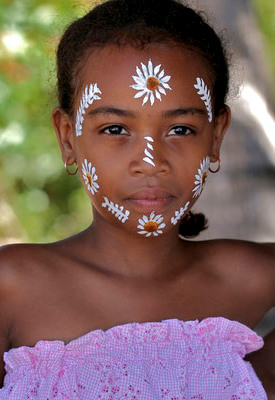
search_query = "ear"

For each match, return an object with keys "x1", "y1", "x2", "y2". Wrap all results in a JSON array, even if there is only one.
[
  {"x1": 52, "y1": 107, "x2": 76, "y2": 164},
  {"x1": 210, "y1": 105, "x2": 231, "y2": 162}
]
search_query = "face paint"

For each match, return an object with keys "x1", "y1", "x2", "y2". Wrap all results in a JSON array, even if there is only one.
[
  {"x1": 192, "y1": 156, "x2": 210, "y2": 198},
  {"x1": 194, "y1": 78, "x2": 212, "y2": 123},
  {"x1": 143, "y1": 136, "x2": 155, "y2": 167},
  {"x1": 102, "y1": 197, "x2": 130, "y2": 223},
  {"x1": 75, "y1": 83, "x2": 102, "y2": 137},
  {"x1": 82, "y1": 159, "x2": 99, "y2": 195},
  {"x1": 137, "y1": 212, "x2": 166, "y2": 237},
  {"x1": 171, "y1": 201, "x2": 190, "y2": 225},
  {"x1": 130, "y1": 59, "x2": 172, "y2": 106}
]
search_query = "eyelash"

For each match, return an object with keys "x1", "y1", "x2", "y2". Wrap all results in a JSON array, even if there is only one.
[
  {"x1": 167, "y1": 126, "x2": 194, "y2": 136},
  {"x1": 99, "y1": 124, "x2": 194, "y2": 136},
  {"x1": 100, "y1": 125, "x2": 128, "y2": 136}
]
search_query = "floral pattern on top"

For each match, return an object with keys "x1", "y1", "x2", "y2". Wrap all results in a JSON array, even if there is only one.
[
  {"x1": 82, "y1": 158, "x2": 99, "y2": 195},
  {"x1": 137, "y1": 212, "x2": 166, "y2": 237},
  {"x1": 192, "y1": 156, "x2": 210, "y2": 198},
  {"x1": 130, "y1": 59, "x2": 172, "y2": 106},
  {"x1": 0, "y1": 318, "x2": 267, "y2": 400}
]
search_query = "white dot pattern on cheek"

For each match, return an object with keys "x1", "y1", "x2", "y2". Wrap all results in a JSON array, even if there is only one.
[
  {"x1": 143, "y1": 136, "x2": 155, "y2": 167},
  {"x1": 194, "y1": 78, "x2": 213, "y2": 123},
  {"x1": 75, "y1": 83, "x2": 102, "y2": 137},
  {"x1": 101, "y1": 197, "x2": 130, "y2": 223},
  {"x1": 192, "y1": 156, "x2": 210, "y2": 198},
  {"x1": 171, "y1": 201, "x2": 190, "y2": 225},
  {"x1": 130, "y1": 59, "x2": 172, "y2": 106}
]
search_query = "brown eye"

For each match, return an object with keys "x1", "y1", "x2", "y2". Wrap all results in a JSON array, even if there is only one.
[
  {"x1": 167, "y1": 126, "x2": 194, "y2": 136},
  {"x1": 101, "y1": 125, "x2": 128, "y2": 135}
]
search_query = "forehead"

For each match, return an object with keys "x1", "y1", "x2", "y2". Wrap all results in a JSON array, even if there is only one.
[{"x1": 78, "y1": 44, "x2": 212, "y2": 109}]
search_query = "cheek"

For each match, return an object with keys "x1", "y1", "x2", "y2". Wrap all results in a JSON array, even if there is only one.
[
  {"x1": 189, "y1": 155, "x2": 210, "y2": 199},
  {"x1": 80, "y1": 158, "x2": 100, "y2": 197}
]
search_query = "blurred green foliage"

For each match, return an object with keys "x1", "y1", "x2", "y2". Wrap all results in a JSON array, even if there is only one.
[
  {"x1": 0, "y1": 0, "x2": 100, "y2": 243},
  {"x1": 251, "y1": 0, "x2": 275, "y2": 85}
]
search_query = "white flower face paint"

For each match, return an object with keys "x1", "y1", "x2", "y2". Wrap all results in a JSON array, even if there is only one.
[
  {"x1": 137, "y1": 212, "x2": 166, "y2": 237},
  {"x1": 194, "y1": 78, "x2": 213, "y2": 123},
  {"x1": 171, "y1": 201, "x2": 190, "y2": 225},
  {"x1": 143, "y1": 136, "x2": 155, "y2": 167},
  {"x1": 75, "y1": 83, "x2": 102, "y2": 136},
  {"x1": 102, "y1": 197, "x2": 130, "y2": 223},
  {"x1": 82, "y1": 159, "x2": 99, "y2": 195},
  {"x1": 130, "y1": 59, "x2": 172, "y2": 106},
  {"x1": 192, "y1": 156, "x2": 210, "y2": 198}
]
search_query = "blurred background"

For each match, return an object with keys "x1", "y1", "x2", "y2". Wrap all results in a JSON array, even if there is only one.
[
  {"x1": 0, "y1": 0, "x2": 274, "y2": 245},
  {"x1": 0, "y1": 0, "x2": 274, "y2": 332}
]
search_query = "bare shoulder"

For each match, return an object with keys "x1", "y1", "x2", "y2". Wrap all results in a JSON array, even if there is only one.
[
  {"x1": 199, "y1": 239, "x2": 275, "y2": 304},
  {"x1": 0, "y1": 242, "x2": 58, "y2": 278}
]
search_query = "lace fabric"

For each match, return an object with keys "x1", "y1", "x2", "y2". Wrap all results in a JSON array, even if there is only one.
[{"x1": 0, "y1": 317, "x2": 267, "y2": 399}]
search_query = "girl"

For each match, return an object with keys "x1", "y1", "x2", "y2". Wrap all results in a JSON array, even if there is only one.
[{"x1": 0, "y1": 0, "x2": 274, "y2": 398}]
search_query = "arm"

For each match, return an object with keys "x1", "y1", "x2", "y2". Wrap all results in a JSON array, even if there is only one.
[
  {"x1": 0, "y1": 245, "x2": 24, "y2": 387},
  {"x1": 246, "y1": 243, "x2": 275, "y2": 398},
  {"x1": 247, "y1": 329, "x2": 275, "y2": 398}
]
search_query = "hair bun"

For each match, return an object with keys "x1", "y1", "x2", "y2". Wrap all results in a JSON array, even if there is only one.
[{"x1": 179, "y1": 211, "x2": 208, "y2": 238}]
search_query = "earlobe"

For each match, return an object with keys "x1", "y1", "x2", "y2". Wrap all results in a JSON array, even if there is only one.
[
  {"x1": 211, "y1": 105, "x2": 231, "y2": 162},
  {"x1": 52, "y1": 107, "x2": 76, "y2": 163}
]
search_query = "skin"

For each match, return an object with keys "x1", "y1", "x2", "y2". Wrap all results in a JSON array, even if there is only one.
[{"x1": 0, "y1": 44, "x2": 274, "y2": 395}]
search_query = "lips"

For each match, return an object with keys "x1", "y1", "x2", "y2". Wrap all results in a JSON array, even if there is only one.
[{"x1": 125, "y1": 188, "x2": 175, "y2": 212}]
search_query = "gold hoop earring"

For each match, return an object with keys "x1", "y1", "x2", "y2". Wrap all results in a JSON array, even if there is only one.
[
  {"x1": 64, "y1": 161, "x2": 78, "y2": 176},
  {"x1": 209, "y1": 158, "x2": 221, "y2": 173}
]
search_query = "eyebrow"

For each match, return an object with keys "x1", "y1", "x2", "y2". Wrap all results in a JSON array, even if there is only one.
[
  {"x1": 86, "y1": 106, "x2": 207, "y2": 119},
  {"x1": 87, "y1": 107, "x2": 136, "y2": 118},
  {"x1": 162, "y1": 107, "x2": 207, "y2": 118}
]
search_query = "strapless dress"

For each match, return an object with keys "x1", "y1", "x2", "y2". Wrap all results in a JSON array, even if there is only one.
[{"x1": 0, "y1": 317, "x2": 267, "y2": 399}]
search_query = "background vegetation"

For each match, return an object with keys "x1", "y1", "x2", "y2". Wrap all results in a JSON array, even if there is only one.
[
  {"x1": 0, "y1": 0, "x2": 274, "y2": 244},
  {"x1": 0, "y1": 0, "x2": 100, "y2": 243},
  {"x1": 251, "y1": 0, "x2": 275, "y2": 85}
]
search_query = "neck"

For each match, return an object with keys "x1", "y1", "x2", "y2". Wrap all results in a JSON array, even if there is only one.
[{"x1": 79, "y1": 211, "x2": 187, "y2": 280}]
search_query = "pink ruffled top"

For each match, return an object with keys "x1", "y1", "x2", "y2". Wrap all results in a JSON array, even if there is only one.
[{"x1": 0, "y1": 317, "x2": 267, "y2": 399}]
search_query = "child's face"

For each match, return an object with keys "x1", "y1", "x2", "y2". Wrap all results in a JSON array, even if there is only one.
[{"x1": 55, "y1": 43, "x2": 230, "y2": 237}]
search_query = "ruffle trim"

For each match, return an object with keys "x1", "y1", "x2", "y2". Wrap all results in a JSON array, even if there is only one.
[{"x1": 4, "y1": 317, "x2": 263, "y2": 371}]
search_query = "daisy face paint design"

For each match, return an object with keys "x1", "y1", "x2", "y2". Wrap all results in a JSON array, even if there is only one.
[
  {"x1": 143, "y1": 136, "x2": 155, "y2": 167},
  {"x1": 137, "y1": 212, "x2": 166, "y2": 237},
  {"x1": 75, "y1": 83, "x2": 102, "y2": 137},
  {"x1": 171, "y1": 201, "x2": 190, "y2": 225},
  {"x1": 194, "y1": 78, "x2": 212, "y2": 123},
  {"x1": 192, "y1": 156, "x2": 210, "y2": 198},
  {"x1": 102, "y1": 197, "x2": 130, "y2": 223},
  {"x1": 82, "y1": 159, "x2": 99, "y2": 195},
  {"x1": 130, "y1": 59, "x2": 172, "y2": 106}
]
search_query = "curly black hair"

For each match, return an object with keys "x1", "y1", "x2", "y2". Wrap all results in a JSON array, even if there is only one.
[{"x1": 56, "y1": 0, "x2": 230, "y2": 238}]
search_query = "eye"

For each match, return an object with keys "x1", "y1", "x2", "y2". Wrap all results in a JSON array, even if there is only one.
[
  {"x1": 100, "y1": 125, "x2": 128, "y2": 136},
  {"x1": 167, "y1": 125, "x2": 194, "y2": 136}
]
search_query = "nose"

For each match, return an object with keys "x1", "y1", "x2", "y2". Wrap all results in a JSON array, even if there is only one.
[{"x1": 129, "y1": 137, "x2": 171, "y2": 177}]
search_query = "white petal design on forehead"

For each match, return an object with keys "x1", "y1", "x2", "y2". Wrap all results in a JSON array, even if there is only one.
[
  {"x1": 192, "y1": 156, "x2": 210, "y2": 198},
  {"x1": 75, "y1": 83, "x2": 102, "y2": 137},
  {"x1": 130, "y1": 59, "x2": 172, "y2": 106},
  {"x1": 194, "y1": 78, "x2": 213, "y2": 123}
]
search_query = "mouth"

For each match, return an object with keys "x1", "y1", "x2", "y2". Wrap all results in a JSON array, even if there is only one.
[{"x1": 125, "y1": 188, "x2": 176, "y2": 213}]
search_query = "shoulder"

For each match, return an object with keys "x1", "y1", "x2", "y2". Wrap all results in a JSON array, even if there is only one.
[
  {"x1": 0, "y1": 242, "x2": 56, "y2": 277},
  {"x1": 203, "y1": 239, "x2": 275, "y2": 267},
  {"x1": 196, "y1": 239, "x2": 275, "y2": 303}
]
